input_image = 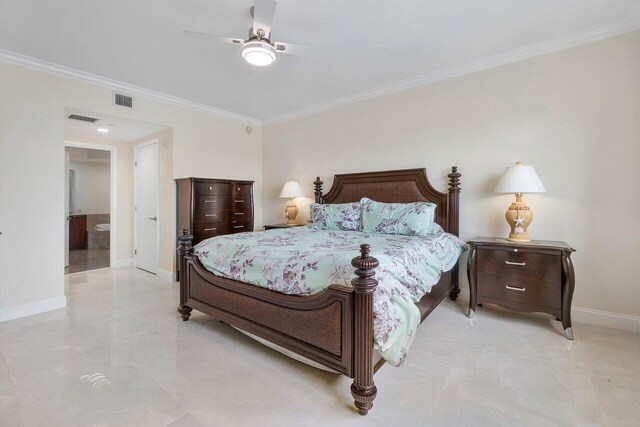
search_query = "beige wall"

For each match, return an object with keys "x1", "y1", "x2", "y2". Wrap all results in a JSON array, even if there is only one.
[
  {"x1": 263, "y1": 31, "x2": 640, "y2": 317},
  {"x1": 0, "y1": 62, "x2": 261, "y2": 317},
  {"x1": 65, "y1": 136, "x2": 134, "y2": 265}
]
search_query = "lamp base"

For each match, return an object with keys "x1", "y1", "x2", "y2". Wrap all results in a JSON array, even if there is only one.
[
  {"x1": 285, "y1": 198, "x2": 299, "y2": 226},
  {"x1": 505, "y1": 194, "x2": 533, "y2": 242}
]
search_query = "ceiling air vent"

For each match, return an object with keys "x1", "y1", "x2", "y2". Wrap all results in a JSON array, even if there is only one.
[
  {"x1": 68, "y1": 114, "x2": 99, "y2": 123},
  {"x1": 114, "y1": 93, "x2": 134, "y2": 109}
]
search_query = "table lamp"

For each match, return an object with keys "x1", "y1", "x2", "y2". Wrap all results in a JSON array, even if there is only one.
[
  {"x1": 494, "y1": 162, "x2": 546, "y2": 242},
  {"x1": 279, "y1": 180, "x2": 304, "y2": 225}
]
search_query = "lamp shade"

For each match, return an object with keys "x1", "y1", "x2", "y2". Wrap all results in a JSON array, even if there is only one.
[
  {"x1": 494, "y1": 162, "x2": 546, "y2": 193},
  {"x1": 279, "y1": 180, "x2": 304, "y2": 198}
]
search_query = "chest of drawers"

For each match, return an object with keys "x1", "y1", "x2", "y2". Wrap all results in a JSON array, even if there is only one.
[
  {"x1": 467, "y1": 237, "x2": 575, "y2": 339},
  {"x1": 175, "y1": 178, "x2": 254, "y2": 277}
]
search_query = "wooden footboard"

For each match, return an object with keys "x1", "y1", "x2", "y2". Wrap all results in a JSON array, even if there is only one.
[{"x1": 178, "y1": 229, "x2": 355, "y2": 375}]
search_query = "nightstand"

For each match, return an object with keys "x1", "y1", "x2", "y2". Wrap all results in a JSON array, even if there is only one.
[
  {"x1": 263, "y1": 223, "x2": 307, "y2": 231},
  {"x1": 467, "y1": 237, "x2": 576, "y2": 339}
]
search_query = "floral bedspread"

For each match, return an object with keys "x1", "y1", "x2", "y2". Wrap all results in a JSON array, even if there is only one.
[{"x1": 193, "y1": 227, "x2": 465, "y2": 366}]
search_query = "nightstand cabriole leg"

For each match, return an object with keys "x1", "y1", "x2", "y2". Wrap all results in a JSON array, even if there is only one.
[
  {"x1": 561, "y1": 251, "x2": 576, "y2": 340},
  {"x1": 467, "y1": 245, "x2": 478, "y2": 318}
]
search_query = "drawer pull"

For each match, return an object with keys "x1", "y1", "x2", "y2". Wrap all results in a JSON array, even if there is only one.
[
  {"x1": 204, "y1": 200, "x2": 217, "y2": 203},
  {"x1": 234, "y1": 213, "x2": 244, "y2": 216},
  {"x1": 236, "y1": 187, "x2": 241, "y2": 191},
  {"x1": 234, "y1": 200, "x2": 245, "y2": 203},
  {"x1": 204, "y1": 214, "x2": 217, "y2": 217},
  {"x1": 204, "y1": 227, "x2": 217, "y2": 232},
  {"x1": 505, "y1": 261, "x2": 526, "y2": 266},
  {"x1": 233, "y1": 225, "x2": 244, "y2": 229},
  {"x1": 208, "y1": 186, "x2": 213, "y2": 190},
  {"x1": 506, "y1": 285, "x2": 526, "y2": 292}
]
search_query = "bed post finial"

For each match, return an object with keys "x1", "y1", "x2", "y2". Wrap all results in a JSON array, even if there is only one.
[
  {"x1": 314, "y1": 177, "x2": 323, "y2": 204},
  {"x1": 447, "y1": 166, "x2": 462, "y2": 301},
  {"x1": 351, "y1": 243, "x2": 379, "y2": 415},
  {"x1": 177, "y1": 228, "x2": 193, "y2": 321}
]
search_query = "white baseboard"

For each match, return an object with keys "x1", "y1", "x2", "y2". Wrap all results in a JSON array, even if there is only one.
[
  {"x1": 113, "y1": 258, "x2": 133, "y2": 268},
  {"x1": 158, "y1": 268, "x2": 177, "y2": 282},
  {"x1": 0, "y1": 296, "x2": 67, "y2": 322},
  {"x1": 571, "y1": 306, "x2": 640, "y2": 334}
]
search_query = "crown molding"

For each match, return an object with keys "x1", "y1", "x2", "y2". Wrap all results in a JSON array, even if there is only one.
[
  {"x1": 263, "y1": 21, "x2": 640, "y2": 126},
  {"x1": 0, "y1": 48, "x2": 262, "y2": 126},
  {"x1": 1, "y1": 20, "x2": 638, "y2": 128}
]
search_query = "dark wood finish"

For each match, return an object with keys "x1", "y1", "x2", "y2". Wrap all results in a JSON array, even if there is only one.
[
  {"x1": 178, "y1": 167, "x2": 462, "y2": 415},
  {"x1": 467, "y1": 237, "x2": 576, "y2": 339},
  {"x1": 263, "y1": 223, "x2": 307, "y2": 230},
  {"x1": 69, "y1": 214, "x2": 87, "y2": 250},
  {"x1": 350, "y1": 244, "x2": 379, "y2": 415},
  {"x1": 175, "y1": 178, "x2": 254, "y2": 278}
]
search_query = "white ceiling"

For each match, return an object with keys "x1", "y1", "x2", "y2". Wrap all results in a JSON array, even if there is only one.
[
  {"x1": 2, "y1": 1, "x2": 640, "y2": 122},
  {"x1": 65, "y1": 108, "x2": 169, "y2": 143}
]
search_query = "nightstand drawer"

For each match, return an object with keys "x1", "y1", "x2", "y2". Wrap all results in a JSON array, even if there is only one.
[
  {"x1": 478, "y1": 248, "x2": 560, "y2": 281},
  {"x1": 478, "y1": 272, "x2": 560, "y2": 309}
]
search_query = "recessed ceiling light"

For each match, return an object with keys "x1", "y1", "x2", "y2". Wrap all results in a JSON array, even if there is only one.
[{"x1": 97, "y1": 128, "x2": 110, "y2": 133}]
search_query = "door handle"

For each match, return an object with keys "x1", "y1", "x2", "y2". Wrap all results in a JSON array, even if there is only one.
[{"x1": 149, "y1": 216, "x2": 157, "y2": 221}]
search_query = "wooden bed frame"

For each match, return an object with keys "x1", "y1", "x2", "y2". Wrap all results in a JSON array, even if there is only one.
[{"x1": 177, "y1": 167, "x2": 462, "y2": 415}]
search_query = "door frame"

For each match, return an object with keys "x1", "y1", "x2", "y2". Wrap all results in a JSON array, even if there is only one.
[
  {"x1": 64, "y1": 140, "x2": 118, "y2": 269},
  {"x1": 133, "y1": 138, "x2": 160, "y2": 274}
]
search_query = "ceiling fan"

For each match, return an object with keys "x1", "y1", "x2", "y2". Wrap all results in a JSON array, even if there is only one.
[{"x1": 184, "y1": 0, "x2": 312, "y2": 67}]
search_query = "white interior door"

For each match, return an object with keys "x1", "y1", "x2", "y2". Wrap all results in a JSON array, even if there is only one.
[
  {"x1": 64, "y1": 151, "x2": 70, "y2": 267},
  {"x1": 134, "y1": 141, "x2": 159, "y2": 274}
]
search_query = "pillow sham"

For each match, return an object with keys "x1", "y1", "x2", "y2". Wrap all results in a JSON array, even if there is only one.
[
  {"x1": 361, "y1": 197, "x2": 436, "y2": 237},
  {"x1": 309, "y1": 202, "x2": 362, "y2": 231}
]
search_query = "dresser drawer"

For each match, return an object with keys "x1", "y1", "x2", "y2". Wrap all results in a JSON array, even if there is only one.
[
  {"x1": 231, "y1": 183, "x2": 252, "y2": 197},
  {"x1": 195, "y1": 182, "x2": 231, "y2": 196},
  {"x1": 478, "y1": 248, "x2": 560, "y2": 281},
  {"x1": 194, "y1": 223, "x2": 231, "y2": 240},
  {"x1": 478, "y1": 272, "x2": 560, "y2": 309},
  {"x1": 193, "y1": 209, "x2": 231, "y2": 225},
  {"x1": 230, "y1": 221, "x2": 251, "y2": 233},
  {"x1": 231, "y1": 196, "x2": 251, "y2": 209},
  {"x1": 195, "y1": 196, "x2": 231, "y2": 211}
]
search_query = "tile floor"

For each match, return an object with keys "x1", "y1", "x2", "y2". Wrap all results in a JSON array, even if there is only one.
[
  {"x1": 0, "y1": 268, "x2": 639, "y2": 426},
  {"x1": 64, "y1": 248, "x2": 110, "y2": 274}
]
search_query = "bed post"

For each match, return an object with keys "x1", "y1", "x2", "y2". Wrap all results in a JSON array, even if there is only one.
[
  {"x1": 351, "y1": 244, "x2": 379, "y2": 416},
  {"x1": 177, "y1": 228, "x2": 193, "y2": 321},
  {"x1": 447, "y1": 166, "x2": 462, "y2": 301},
  {"x1": 314, "y1": 177, "x2": 323, "y2": 204}
]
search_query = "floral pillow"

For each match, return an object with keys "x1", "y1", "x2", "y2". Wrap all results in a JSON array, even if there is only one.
[
  {"x1": 361, "y1": 197, "x2": 436, "y2": 237},
  {"x1": 309, "y1": 202, "x2": 362, "y2": 231}
]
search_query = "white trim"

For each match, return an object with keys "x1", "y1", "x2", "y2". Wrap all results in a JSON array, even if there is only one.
[
  {"x1": 64, "y1": 140, "x2": 118, "y2": 269},
  {"x1": 263, "y1": 21, "x2": 640, "y2": 125},
  {"x1": 0, "y1": 48, "x2": 260, "y2": 125},
  {"x1": 1, "y1": 23, "x2": 637, "y2": 127},
  {"x1": 571, "y1": 306, "x2": 640, "y2": 334},
  {"x1": 158, "y1": 268, "x2": 177, "y2": 282},
  {"x1": 0, "y1": 296, "x2": 67, "y2": 322},
  {"x1": 134, "y1": 139, "x2": 160, "y2": 275},
  {"x1": 113, "y1": 258, "x2": 133, "y2": 268}
]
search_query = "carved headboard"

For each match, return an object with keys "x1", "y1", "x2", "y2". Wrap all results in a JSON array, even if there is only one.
[{"x1": 313, "y1": 167, "x2": 461, "y2": 235}]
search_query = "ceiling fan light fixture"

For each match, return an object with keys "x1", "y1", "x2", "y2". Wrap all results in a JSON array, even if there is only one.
[{"x1": 241, "y1": 40, "x2": 276, "y2": 66}]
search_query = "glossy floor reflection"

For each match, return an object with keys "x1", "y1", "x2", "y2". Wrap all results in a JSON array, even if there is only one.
[{"x1": 1, "y1": 268, "x2": 639, "y2": 426}]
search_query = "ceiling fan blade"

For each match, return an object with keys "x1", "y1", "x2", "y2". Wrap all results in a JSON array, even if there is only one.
[
  {"x1": 273, "y1": 41, "x2": 324, "y2": 55},
  {"x1": 183, "y1": 30, "x2": 244, "y2": 45},
  {"x1": 252, "y1": 0, "x2": 277, "y2": 38}
]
